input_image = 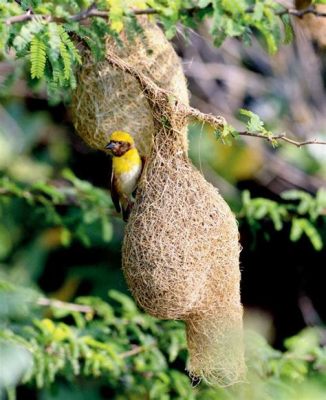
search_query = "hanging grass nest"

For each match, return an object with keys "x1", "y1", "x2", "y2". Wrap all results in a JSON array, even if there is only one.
[
  {"x1": 71, "y1": 19, "x2": 189, "y2": 156},
  {"x1": 123, "y1": 137, "x2": 244, "y2": 384},
  {"x1": 71, "y1": 20, "x2": 245, "y2": 386}
]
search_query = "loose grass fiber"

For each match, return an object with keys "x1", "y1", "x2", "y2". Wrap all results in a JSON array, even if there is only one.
[{"x1": 72, "y1": 21, "x2": 245, "y2": 386}]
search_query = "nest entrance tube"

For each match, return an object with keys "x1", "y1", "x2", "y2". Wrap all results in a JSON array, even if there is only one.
[{"x1": 72, "y1": 21, "x2": 245, "y2": 385}]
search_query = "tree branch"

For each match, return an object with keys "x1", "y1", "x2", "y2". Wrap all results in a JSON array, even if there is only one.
[
  {"x1": 37, "y1": 297, "x2": 93, "y2": 313},
  {"x1": 119, "y1": 344, "x2": 154, "y2": 358},
  {"x1": 284, "y1": 6, "x2": 326, "y2": 18},
  {"x1": 184, "y1": 108, "x2": 326, "y2": 147},
  {"x1": 5, "y1": 3, "x2": 326, "y2": 26},
  {"x1": 5, "y1": 5, "x2": 156, "y2": 25},
  {"x1": 105, "y1": 51, "x2": 326, "y2": 149}
]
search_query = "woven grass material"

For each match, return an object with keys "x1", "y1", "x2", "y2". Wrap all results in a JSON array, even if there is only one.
[
  {"x1": 71, "y1": 19, "x2": 189, "y2": 156},
  {"x1": 295, "y1": 5, "x2": 326, "y2": 47},
  {"x1": 104, "y1": 51, "x2": 245, "y2": 386}
]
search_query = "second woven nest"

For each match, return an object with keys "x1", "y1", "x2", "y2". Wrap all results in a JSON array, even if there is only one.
[{"x1": 71, "y1": 18, "x2": 189, "y2": 156}]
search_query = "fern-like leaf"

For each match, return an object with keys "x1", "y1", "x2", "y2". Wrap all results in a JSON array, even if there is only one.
[
  {"x1": 30, "y1": 36, "x2": 46, "y2": 79},
  {"x1": 13, "y1": 18, "x2": 44, "y2": 53},
  {"x1": 59, "y1": 41, "x2": 71, "y2": 80},
  {"x1": 47, "y1": 23, "x2": 61, "y2": 61},
  {"x1": 58, "y1": 26, "x2": 82, "y2": 64}
]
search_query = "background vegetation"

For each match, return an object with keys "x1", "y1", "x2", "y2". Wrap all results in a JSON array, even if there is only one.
[{"x1": 1, "y1": 0, "x2": 326, "y2": 399}]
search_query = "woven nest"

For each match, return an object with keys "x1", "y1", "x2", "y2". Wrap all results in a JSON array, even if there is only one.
[
  {"x1": 71, "y1": 19, "x2": 189, "y2": 156},
  {"x1": 71, "y1": 20, "x2": 245, "y2": 386},
  {"x1": 123, "y1": 129, "x2": 244, "y2": 385},
  {"x1": 295, "y1": 5, "x2": 326, "y2": 47}
]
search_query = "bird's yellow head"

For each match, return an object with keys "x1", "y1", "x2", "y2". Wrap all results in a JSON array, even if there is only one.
[
  {"x1": 105, "y1": 131, "x2": 135, "y2": 157},
  {"x1": 109, "y1": 131, "x2": 134, "y2": 144}
]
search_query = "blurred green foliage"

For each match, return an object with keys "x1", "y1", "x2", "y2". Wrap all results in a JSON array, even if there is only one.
[{"x1": 240, "y1": 189, "x2": 326, "y2": 250}]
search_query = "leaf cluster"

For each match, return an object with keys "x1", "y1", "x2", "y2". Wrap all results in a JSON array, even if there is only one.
[
  {"x1": 0, "y1": 280, "x2": 189, "y2": 399},
  {"x1": 215, "y1": 109, "x2": 277, "y2": 146},
  {"x1": 0, "y1": 169, "x2": 114, "y2": 247},
  {"x1": 2, "y1": 278, "x2": 326, "y2": 399},
  {"x1": 240, "y1": 188, "x2": 326, "y2": 250}
]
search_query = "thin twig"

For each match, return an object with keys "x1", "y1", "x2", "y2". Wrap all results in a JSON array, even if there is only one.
[
  {"x1": 5, "y1": 9, "x2": 33, "y2": 25},
  {"x1": 119, "y1": 344, "x2": 153, "y2": 358},
  {"x1": 37, "y1": 297, "x2": 93, "y2": 313},
  {"x1": 185, "y1": 109, "x2": 326, "y2": 147},
  {"x1": 133, "y1": 8, "x2": 157, "y2": 15},
  {"x1": 237, "y1": 131, "x2": 326, "y2": 147}
]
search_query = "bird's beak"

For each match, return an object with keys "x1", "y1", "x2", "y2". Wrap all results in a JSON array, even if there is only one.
[{"x1": 105, "y1": 142, "x2": 116, "y2": 151}]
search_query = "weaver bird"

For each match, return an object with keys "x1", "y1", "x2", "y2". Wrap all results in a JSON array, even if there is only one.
[{"x1": 105, "y1": 131, "x2": 143, "y2": 221}]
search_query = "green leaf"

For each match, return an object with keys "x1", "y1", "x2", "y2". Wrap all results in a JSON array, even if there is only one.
[
  {"x1": 290, "y1": 218, "x2": 303, "y2": 242},
  {"x1": 47, "y1": 23, "x2": 61, "y2": 60},
  {"x1": 252, "y1": 3, "x2": 264, "y2": 21},
  {"x1": 290, "y1": 218, "x2": 323, "y2": 250},
  {"x1": 58, "y1": 26, "x2": 81, "y2": 64},
  {"x1": 13, "y1": 18, "x2": 44, "y2": 52},
  {"x1": 101, "y1": 217, "x2": 113, "y2": 242},
  {"x1": 240, "y1": 109, "x2": 265, "y2": 133},
  {"x1": 242, "y1": 190, "x2": 251, "y2": 207},
  {"x1": 30, "y1": 40, "x2": 47, "y2": 80},
  {"x1": 60, "y1": 227, "x2": 72, "y2": 247},
  {"x1": 107, "y1": 0, "x2": 124, "y2": 32},
  {"x1": 221, "y1": 0, "x2": 246, "y2": 14},
  {"x1": 108, "y1": 290, "x2": 138, "y2": 315},
  {"x1": 198, "y1": 0, "x2": 212, "y2": 7},
  {"x1": 280, "y1": 14, "x2": 294, "y2": 45},
  {"x1": 59, "y1": 41, "x2": 71, "y2": 80}
]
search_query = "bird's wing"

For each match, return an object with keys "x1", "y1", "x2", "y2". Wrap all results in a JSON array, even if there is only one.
[
  {"x1": 110, "y1": 171, "x2": 121, "y2": 213},
  {"x1": 132, "y1": 156, "x2": 146, "y2": 198}
]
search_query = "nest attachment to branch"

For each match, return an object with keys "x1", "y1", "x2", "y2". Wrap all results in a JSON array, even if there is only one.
[{"x1": 71, "y1": 19, "x2": 189, "y2": 156}]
